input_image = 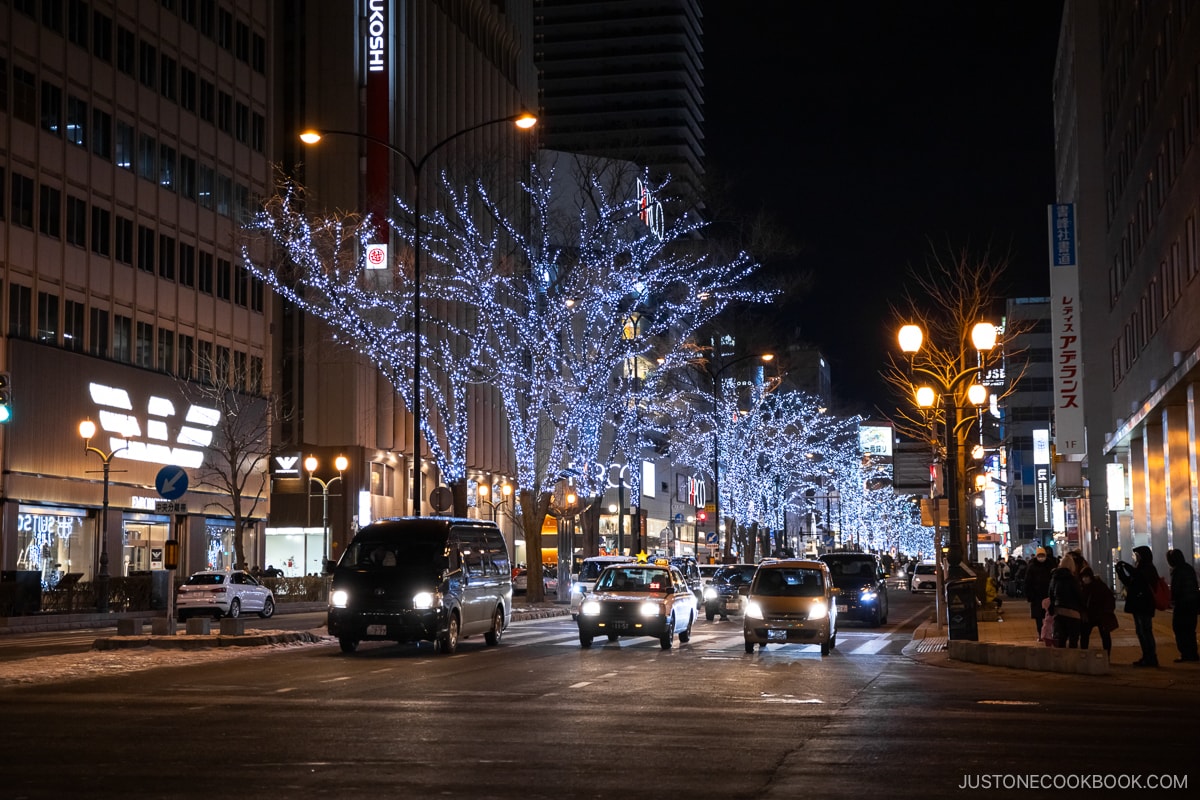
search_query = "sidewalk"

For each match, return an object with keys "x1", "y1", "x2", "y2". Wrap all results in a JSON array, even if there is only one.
[{"x1": 906, "y1": 603, "x2": 1200, "y2": 686}]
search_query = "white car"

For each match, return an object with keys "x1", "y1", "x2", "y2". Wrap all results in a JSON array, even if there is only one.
[
  {"x1": 176, "y1": 570, "x2": 276, "y2": 622},
  {"x1": 910, "y1": 562, "x2": 939, "y2": 594},
  {"x1": 570, "y1": 555, "x2": 636, "y2": 618}
]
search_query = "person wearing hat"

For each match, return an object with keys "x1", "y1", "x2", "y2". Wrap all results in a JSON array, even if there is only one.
[
  {"x1": 1116, "y1": 545, "x2": 1160, "y2": 667},
  {"x1": 1025, "y1": 546, "x2": 1056, "y2": 640}
]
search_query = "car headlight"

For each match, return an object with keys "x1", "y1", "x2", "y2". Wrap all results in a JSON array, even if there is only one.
[
  {"x1": 745, "y1": 600, "x2": 763, "y2": 619},
  {"x1": 860, "y1": 590, "x2": 877, "y2": 602},
  {"x1": 808, "y1": 601, "x2": 828, "y2": 620},
  {"x1": 704, "y1": 586, "x2": 718, "y2": 600},
  {"x1": 331, "y1": 589, "x2": 349, "y2": 608},
  {"x1": 581, "y1": 599, "x2": 601, "y2": 616},
  {"x1": 640, "y1": 601, "x2": 662, "y2": 617},
  {"x1": 412, "y1": 591, "x2": 437, "y2": 609},
  {"x1": 571, "y1": 583, "x2": 585, "y2": 596}
]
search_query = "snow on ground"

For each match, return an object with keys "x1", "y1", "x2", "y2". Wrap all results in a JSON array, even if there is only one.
[{"x1": 0, "y1": 631, "x2": 333, "y2": 688}]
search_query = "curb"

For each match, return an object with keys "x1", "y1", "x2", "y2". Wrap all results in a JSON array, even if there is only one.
[{"x1": 93, "y1": 630, "x2": 326, "y2": 651}]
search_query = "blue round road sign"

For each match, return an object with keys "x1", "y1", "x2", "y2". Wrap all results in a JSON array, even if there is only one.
[{"x1": 155, "y1": 465, "x2": 189, "y2": 500}]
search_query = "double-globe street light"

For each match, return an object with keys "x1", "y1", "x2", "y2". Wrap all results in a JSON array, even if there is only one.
[
  {"x1": 306, "y1": 454, "x2": 348, "y2": 567},
  {"x1": 704, "y1": 352, "x2": 774, "y2": 562},
  {"x1": 897, "y1": 321, "x2": 997, "y2": 639},
  {"x1": 476, "y1": 482, "x2": 513, "y2": 522},
  {"x1": 79, "y1": 418, "x2": 127, "y2": 613},
  {"x1": 300, "y1": 112, "x2": 536, "y2": 518}
]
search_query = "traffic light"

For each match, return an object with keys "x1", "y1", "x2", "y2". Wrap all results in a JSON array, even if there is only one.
[
  {"x1": 0, "y1": 372, "x2": 11, "y2": 423},
  {"x1": 696, "y1": 511, "x2": 707, "y2": 529}
]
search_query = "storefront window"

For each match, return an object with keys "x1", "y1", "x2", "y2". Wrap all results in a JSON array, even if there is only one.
[
  {"x1": 206, "y1": 520, "x2": 235, "y2": 570},
  {"x1": 122, "y1": 516, "x2": 169, "y2": 575},
  {"x1": 15, "y1": 508, "x2": 88, "y2": 589}
]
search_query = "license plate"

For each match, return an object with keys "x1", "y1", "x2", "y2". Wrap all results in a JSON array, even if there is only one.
[
  {"x1": 366, "y1": 624, "x2": 387, "y2": 636},
  {"x1": 768, "y1": 629, "x2": 786, "y2": 642},
  {"x1": 837, "y1": 605, "x2": 848, "y2": 613},
  {"x1": 612, "y1": 621, "x2": 628, "y2": 630}
]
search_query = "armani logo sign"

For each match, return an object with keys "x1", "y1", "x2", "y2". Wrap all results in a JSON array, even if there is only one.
[{"x1": 88, "y1": 382, "x2": 220, "y2": 469}]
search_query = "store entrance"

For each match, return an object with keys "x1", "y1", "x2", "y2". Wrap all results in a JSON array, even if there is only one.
[{"x1": 123, "y1": 519, "x2": 169, "y2": 575}]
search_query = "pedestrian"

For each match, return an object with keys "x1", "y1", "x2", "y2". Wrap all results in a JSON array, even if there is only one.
[
  {"x1": 1025, "y1": 547, "x2": 1055, "y2": 640},
  {"x1": 1048, "y1": 552, "x2": 1084, "y2": 648},
  {"x1": 1166, "y1": 548, "x2": 1199, "y2": 662},
  {"x1": 1115, "y1": 545, "x2": 1160, "y2": 667},
  {"x1": 1079, "y1": 565, "x2": 1118, "y2": 659}
]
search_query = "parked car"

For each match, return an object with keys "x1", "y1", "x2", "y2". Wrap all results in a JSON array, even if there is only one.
[
  {"x1": 743, "y1": 558, "x2": 838, "y2": 655},
  {"x1": 512, "y1": 567, "x2": 528, "y2": 594},
  {"x1": 570, "y1": 555, "x2": 637, "y2": 618},
  {"x1": 703, "y1": 563, "x2": 758, "y2": 620},
  {"x1": 820, "y1": 552, "x2": 889, "y2": 627},
  {"x1": 910, "y1": 561, "x2": 939, "y2": 594},
  {"x1": 176, "y1": 570, "x2": 276, "y2": 622},
  {"x1": 577, "y1": 563, "x2": 698, "y2": 649},
  {"x1": 543, "y1": 564, "x2": 559, "y2": 596}
]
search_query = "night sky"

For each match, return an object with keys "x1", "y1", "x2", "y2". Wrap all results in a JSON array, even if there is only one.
[{"x1": 704, "y1": 1, "x2": 1065, "y2": 413}]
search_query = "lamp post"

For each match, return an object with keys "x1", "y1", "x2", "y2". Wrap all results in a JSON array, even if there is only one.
[
  {"x1": 704, "y1": 352, "x2": 774, "y2": 562},
  {"x1": 79, "y1": 419, "x2": 126, "y2": 613},
  {"x1": 897, "y1": 321, "x2": 997, "y2": 639},
  {"x1": 300, "y1": 113, "x2": 536, "y2": 518},
  {"x1": 306, "y1": 454, "x2": 348, "y2": 567},
  {"x1": 476, "y1": 482, "x2": 512, "y2": 522}
]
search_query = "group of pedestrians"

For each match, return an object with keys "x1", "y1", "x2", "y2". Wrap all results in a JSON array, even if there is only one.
[{"x1": 1023, "y1": 543, "x2": 1199, "y2": 667}]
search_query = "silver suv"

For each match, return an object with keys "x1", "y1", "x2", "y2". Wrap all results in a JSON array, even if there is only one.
[{"x1": 176, "y1": 570, "x2": 276, "y2": 622}]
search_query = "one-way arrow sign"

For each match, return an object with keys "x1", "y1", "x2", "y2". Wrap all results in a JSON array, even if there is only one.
[{"x1": 155, "y1": 465, "x2": 189, "y2": 500}]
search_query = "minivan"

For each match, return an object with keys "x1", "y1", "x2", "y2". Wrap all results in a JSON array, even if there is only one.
[{"x1": 326, "y1": 517, "x2": 512, "y2": 655}]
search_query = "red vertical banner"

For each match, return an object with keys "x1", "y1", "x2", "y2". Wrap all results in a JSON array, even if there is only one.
[{"x1": 363, "y1": 0, "x2": 392, "y2": 244}]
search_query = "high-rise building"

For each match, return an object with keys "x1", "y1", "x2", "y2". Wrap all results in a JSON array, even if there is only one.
[
  {"x1": 0, "y1": 1, "x2": 275, "y2": 584},
  {"x1": 534, "y1": 0, "x2": 705, "y2": 204},
  {"x1": 1054, "y1": 1, "x2": 1200, "y2": 577}
]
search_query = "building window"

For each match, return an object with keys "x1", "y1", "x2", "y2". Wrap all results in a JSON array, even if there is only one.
[
  {"x1": 136, "y1": 321, "x2": 154, "y2": 368},
  {"x1": 93, "y1": 10, "x2": 112, "y2": 62},
  {"x1": 116, "y1": 26, "x2": 135, "y2": 75},
  {"x1": 113, "y1": 314, "x2": 132, "y2": 362},
  {"x1": 115, "y1": 216, "x2": 134, "y2": 264},
  {"x1": 159, "y1": 144, "x2": 176, "y2": 190},
  {"x1": 64, "y1": 299, "x2": 85, "y2": 352},
  {"x1": 91, "y1": 206, "x2": 110, "y2": 256},
  {"x1": 235, "y1": 20, "x2": 250, "y2": 62},
  {"x1": 216, "y1": 345, "x2": 231, "y2": 384},
  {"x1": 139, "y1": 42, "x2": 157, "y2": 89},
  {"x1": 199, "y1": 251, "x2": 214, "y2": 294},
  {"x1": 89, "y1": 307, "x2": 109, "y2": 357},
  {"x1": 160, "y1": 54, "x2": 177, "y2": 101},
  {"x1": 217, "y1": 91, "x2": 232, "y2": 133},
  {"x1": 115, "y1": 120, "x2": 134, "y2": 169},
  {"x1": 138, "y1": 133, "x2": 156, "y2": 181},
  {"x1": 235, "y1": 102, "x2": 249, "y2": 143},
  {"x1": 198, "y1": 165, "x2": 214, "y2": 209},
  {"x1": 199, "y1": 0, "x2": 214, "y2": 37},
  {"x1": 180, "y1": 67, "x2": 196, "y2": 112},
  {"x1": 179, "y1": 333, "x2": 196, "y2": 378},
  {"x1": 66, "y1": 195, "x2": 87, "y2": 247},
  {"x1": 216, "y1": 258, "x2": 231, "y2": 300},
  {"x1": 251, "y1": 276, "x2": 264, "y2": 312},
  {"x1": 8, "y1": 284, "x2": 32, "y2": 338},
  {"x1": 66, "y1": 95, "x2": 87, "y2": 146},
  {"x1": 234, "y1": 350, "x2": 247, "y2": 389},
  {"x1": 39, "y1": 185, "x2": 62, "y2": 238},
  {"x1": 157, "y1": 329, "x2": 175, "y2": 374},
  {"x1": 11, "y1": 172, "x2": 35, "y2": 228},
  {"x1": 138, "y1": 225, "x2": 156, "y2": 273},
  {"x1": 252, "y1": 33, "x2": 266, "y2": 74},
  {"x1": 234, "y1": 265, "x2": 249, "y2": 306},
  {"x1": 218, "y1": 8, "x2": 233, "y2": 50},
  {"x1": 180, "y1": 156, "x2": 196, "y2": 200},
  {"x1": 41, "y1": 81, "x2": 63, "y2": 135},
  {"x1": 42, "y1": 0, "x2": 63, "y2": 30},
  {"x1": 68, "y1": 0, "x2": 89, "y2": 48},
  {"x1": 251, "y1": 112, "x2": 264, "y2": 152},
  {"x1": 12, "y1": 66, "x2": 36, "y2": 124},
  {"x1": 91, "y1": 108, "x2": 111, "y2": 159},
  {"x1": 249, "y1": 355, "x2": 263, "y2": 393},
  {"x1": 197, "y1": 340, "x2": 213, "y2": 381},
  {"x1": 199, "y1": 79, "x2": 214, "y2": 123},
  {"x1": 159, "y1": 233, "x2": 176, "y2": 280},
  {"x1": 37, "y1": 291, "x2": 60, "y2": 344},
  {"x1": 217, "y1": 174, "x2": 232, "y2": 216},
  {"x1": 179, "y1": 243, "x2": 196, "y2": 287}
]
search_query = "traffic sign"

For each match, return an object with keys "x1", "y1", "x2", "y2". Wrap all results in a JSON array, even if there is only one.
[
  {"x1": 706, "y1": 532, "x2": 719, "y2": 546},
  {"x1": 155, "y1": 465, "x2": 189, "y2": 500},
  {"x1": 155, "y1": 501, "x2": 187, "y2": 514}
]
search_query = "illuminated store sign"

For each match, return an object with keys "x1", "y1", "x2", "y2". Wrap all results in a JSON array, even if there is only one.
[
  {"x1": 365, "y1": 0, "x2": 387, "y2": 73},
  {"x1": 88, "y1": 382, "x2": 220, "y2": 469}
]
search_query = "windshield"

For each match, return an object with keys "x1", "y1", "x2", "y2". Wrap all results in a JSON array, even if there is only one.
[
  {"x1": 596, "y1": 567, "x2": 673, "y2": 593},
  {"x1": 823, "y1": 557, "x2": 877, "y2": 578},
  {"x1": 752, "y1": 568, "x2": 825, "y2": 597},
  {"x1": 579, "y1": 561, "x2": 619, "y2": 581},
  {"x1": 714, "y1": 565, "x2": 757, "y2": 585},
  {"x1": 915, "y1": 564, "x2": 937, "y2": 575},
  {"x1": 342, "y1": 538, "x2": 446, "y2": 570},
  {"x1": 184, "y1": 573, "x2": 226, "y2": 586}
]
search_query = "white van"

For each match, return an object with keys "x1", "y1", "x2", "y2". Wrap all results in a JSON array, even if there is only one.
[{"x1": 570, "y1": 555, "x2": 636, "y2": 618}]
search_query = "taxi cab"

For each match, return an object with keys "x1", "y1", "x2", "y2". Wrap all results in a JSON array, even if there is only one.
[
  {"x1": 743, "y1": 558, "x2": 839, "y2": 656},
  {"x1": 577, "y1": 562, "x2": 698, "y2": 650}
]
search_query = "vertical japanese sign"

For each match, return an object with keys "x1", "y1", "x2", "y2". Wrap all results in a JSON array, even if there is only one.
[
  {"x1": 363, "y1": 0, "x2": 392, "y2": 248},
  {"x1": 1033, "y1": 428, "x2": 1053, "y2": 530},
  {"x1": 1047, "y1": 204, "x2": 1085, "y2": 455}
]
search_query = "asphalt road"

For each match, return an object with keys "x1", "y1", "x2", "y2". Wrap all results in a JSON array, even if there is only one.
[{"x1": 0, "y1": 593, "x2": 1194, "y2": 799}]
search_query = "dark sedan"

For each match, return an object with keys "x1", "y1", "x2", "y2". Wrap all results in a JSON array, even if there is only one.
[{"x1": 820, "y1": 553, "x2": 889, "y2": 627}]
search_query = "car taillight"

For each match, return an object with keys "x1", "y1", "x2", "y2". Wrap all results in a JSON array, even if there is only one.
[{"x1": 210, "y1": 587, "x2": 227, "y2": 594}]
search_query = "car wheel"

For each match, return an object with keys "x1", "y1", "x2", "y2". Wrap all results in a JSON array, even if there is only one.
[
  {"x1": 870, "y1": 605, "x2": 882, "y2": 627},
  {"x1": 607, "y1": 633, "x2": 620, "y2": 642},
  {"x1": 705, "y1": 607, "x2": 715, "y2": 622},
  {"x1": 227, "y1": 598, "x2": 241, "y2": 619},
  {"x1": 830, "y1": 632, "x2": 837, "y2": 649},
  {"x1": 678, "y1": 612, "x2": 694, "y2": 643},
  {"x1": 821, "y1": 639, "x2": 830, "y2": 656},
  {"x1": 258, "y1": 597, "x2": 275, "y2": 619},
  {"x1": 579, "y1": 631, "x2": 594, "y2": 648},
  {"x1": 436, "y1": 612, "x2": 460, "y2": 655},
  {"x1": 484, "y1": 606, "x2": 504, "y2": 646},
  {"x1": 745, "y1": 641, "x2": 755, "y2": 654},
  {"x1": 660, "y1": 616, "x2": 675, "y2": 649},
  {"x1": 338, "y1": 637, "x2": 359, "y2": 654}
]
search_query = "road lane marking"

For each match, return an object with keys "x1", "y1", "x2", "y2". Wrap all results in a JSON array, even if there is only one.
[
  {"x1": 848, "y1": 637, "x2": 892, "y2": 655},
  {"x1": 569, "y1": 681, "x2": 592, "y2": 689},
  {"x1": 274, "y1": 687, "x2": 297, "y2": 693},
  {"x1": 321, "y1": 676, "x2": 352, "y2": 683}
]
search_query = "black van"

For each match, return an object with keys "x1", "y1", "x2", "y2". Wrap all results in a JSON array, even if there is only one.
[{"x1": 327, "y1": 517, "x2": 513, "y2": 654}]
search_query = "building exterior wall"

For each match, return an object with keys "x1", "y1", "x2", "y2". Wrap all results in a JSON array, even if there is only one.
[{"x1": 1, "y1": 1, "x2": 274, "y2": 582}]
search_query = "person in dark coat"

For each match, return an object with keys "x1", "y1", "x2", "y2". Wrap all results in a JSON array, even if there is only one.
[
  {"x1": 1079, "y1": 565, "x2": 1118, "y2": 659},
  {"x1": 1048, "y1": 552, "x2": 1085, "y2": 648},
  {"x1": 1115, "y1": 545, "x2": 1160, "y2": 667},
  {"x1": 1166, "y1": 548, "x2": 1199, "y2": 662},
  {"x1": 1024, "y1": 547, "x2": 1055, "y2": 640}
]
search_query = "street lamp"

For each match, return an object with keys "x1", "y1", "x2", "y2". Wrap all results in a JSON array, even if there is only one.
[
  {"x1": 704, "y1": 352, "x2": 774, "y2": 562},
  {"x1": 897, "y1": 320, "x2": 997, "y2": 639},
  {"x1": 306, "y1": 454, "x2": 348, "y2": 567},
  {"x1": 476, "y1": 482, "x2": 513, "y2": 522},
  {"x1": 79, "y1": 418, "x2": 126, "y2": 613},
  {"x1": 300, "y1": 112, "x2": 536, "y2": 517}
]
